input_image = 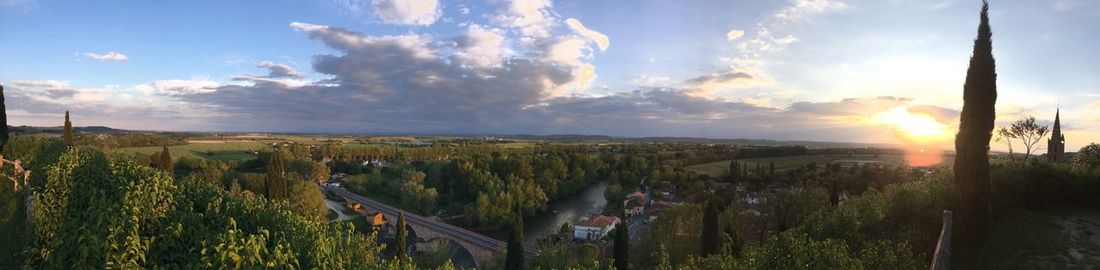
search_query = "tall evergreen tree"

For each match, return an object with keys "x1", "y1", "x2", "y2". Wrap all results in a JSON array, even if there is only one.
[
  {"x1": 954, "y1": 0, "x2": 997, "y2": 264},
  {"x1": 723, "y1": 222, "x2": 743, "y2": 257},
  {"x1": 156, "y1": 145, "x2": 173, "y2": 177},
  {"x1": 728, "y1": 160, "x2": 739, "y2": 181},
  {"x1": 0, "y1": 84, "x2": 7, "y2": 152},
  {"x1": 266, "y1": 150, "x2": 287, "y2": 201},
  {"x1": 769, "y1": 162, "x2": 775, "y2": 176},
  {"x1": 700, "y1": 200, "x2": 720, "y2": 256},
  {"x1": 505, "y1": 202, "x2": 525, "y2": 270},
  {"x1": 396, "y1": 210, "x2": 408, "y2": 261},
  {"x1": 614, "y1": 209, "x2": 630, "y2": 270},
  {"x1": 63, "y1": 111, "x2": 73, "y2": 146}
]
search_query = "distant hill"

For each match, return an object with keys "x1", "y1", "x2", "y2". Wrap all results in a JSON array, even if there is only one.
[{"x1": 8, "y1": 125, "x2": 127, "y2": 134}]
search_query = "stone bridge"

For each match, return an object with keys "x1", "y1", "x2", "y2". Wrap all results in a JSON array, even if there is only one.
[{"x1": 325, "y1": 187, "x2": 536, "y2": 268}]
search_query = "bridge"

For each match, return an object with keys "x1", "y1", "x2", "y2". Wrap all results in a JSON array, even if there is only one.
[{"x1": 325, "y1": 187, "x2": 536, "y2": 268}]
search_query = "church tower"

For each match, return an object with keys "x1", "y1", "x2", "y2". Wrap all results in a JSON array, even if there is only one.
[{"x1": 1047, "y1": 108, "x2": 1065, "y2": 162}]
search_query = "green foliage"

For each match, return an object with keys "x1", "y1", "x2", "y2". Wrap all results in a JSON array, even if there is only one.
[
  {"x1": 954, "y1": 1, "x2": 997, "y2": 263},
  {"x1": 1, "y1": 136, "x2": 66, "y2": 189},
  {"x1": 0, "y1": 84, "x2": 7, "y2": 152},
  {"x1": 63, "y1": 111, "x2": 72, "y2": 147},
  {"x1": 287, "y1": 178, "x2": 327, "y2": 220},
  {"x1": 266, "y1": 150, "x2": 287, "y2": 201},
  {"x1": 24, "y1": 148, "x2": 391, "y2": 268},
  {"x1": 506, "y1": 204, "x2": 525, "y2": 270},
  {"x1": 700, "y1": 200, "x2": 721, "y2": 256},
  {"x1": 614, "y1": 210, "x2": 629, "y2": 270},
  {"x1": 1072, "y1": 143, "x2": 1100, "y2": 173},
  {"x1": 396, "y1": 211, "x2": 408, "y2": 261}
]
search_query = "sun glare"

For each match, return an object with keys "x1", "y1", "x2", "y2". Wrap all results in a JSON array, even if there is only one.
[{"x1": 873, "y1": 106, "x2": 948, "y2": 141}]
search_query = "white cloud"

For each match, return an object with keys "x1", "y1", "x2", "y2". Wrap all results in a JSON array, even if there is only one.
[
  {"x1": 726, "y1": 29, "x2": 745, "y2": 41},
  {"x1": 370, "y1": 0, "x2": 440, "y2": 25},
  {"x1": 83, "y1": 51, "x2": 129, "y2": 61},
  {"x1": 454, "y1": 24, "x2": 507, "y2": 68},
  {"x1": 458, "y1": 4, "x2": 470, "y2": 15},
  {"x1": 629, "y1": 75, "x2": 672, "y2": 87},
  {"x1": 135, "y1": 79, "x2": 220, "y2": 96},
  {"x1": 494, "y1": 0, "x2": 555, "y2": 37},
  {"x1": 291, "y1": 21, "x2": 436, "y2": 59},
  {"x1": 564, "y1": 18, "x2": 609, "y2": 51},
  {"x1": 774, "y1": 0, "x2": 850, "y2": 23}
]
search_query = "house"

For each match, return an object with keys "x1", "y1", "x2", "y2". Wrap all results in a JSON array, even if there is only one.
[
  {"x1": 624, "y1": 197, "x2": 645, "y2": 217},
  {"x1": 647, "y1": 200, "x2": 681, "y2": 222},
  {"x1": 574, "y1": 215, "x2": 620, "y2": 241},
  {"x1": 330, "y1": 173, "x2": 348, "y2": 184}
]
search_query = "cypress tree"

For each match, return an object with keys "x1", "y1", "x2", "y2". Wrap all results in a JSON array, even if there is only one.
[
  {"x1": 266, "y1": 150, "x2": 287, "y2": 201},
  {"x1": 769, "y1": 162, "x2": 775, "y2": 176},
  {"x1": 955, "y1": 0, "x2": 997, "y2": 264},
  {"x1": 0, "y1": 84, "x2": 7, "y2": 152},
  {"x1": 157, "y1": 145, "x2": 173, "y2": 177},
  {"x1": 700, "y1": 200, "x2": 720, "y2": 256},
  {"x1": 396, "y1": 210, "x2": 408, "y2": 261},
  {"x1": 614, "y1": 209, "x2": 630, "y2": 270},
  {"x1": 724, "y1": 222, "x2": 743, "y2": 257},
  {"x1": 728, "y1": 160, "x2": 739, "y2": 181},
  {"x1": 505, "y1": 203, "x2": 525, "y2": 270},
  {"x1": 63, "y1": 111, "x2": 73, "y2": 146}
]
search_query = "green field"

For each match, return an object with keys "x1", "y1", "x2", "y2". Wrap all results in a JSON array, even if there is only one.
[
  {"x1": 117, "y1": 141, "x2": 269, "y2": 161},
  {"x1": 686, "y1": 154, "x2": 910, "y2": 177}
]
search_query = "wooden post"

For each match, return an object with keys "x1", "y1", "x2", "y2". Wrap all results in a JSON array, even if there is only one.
[{"x1": 931, "y1": 210, "x2": 953, "y2": 270}]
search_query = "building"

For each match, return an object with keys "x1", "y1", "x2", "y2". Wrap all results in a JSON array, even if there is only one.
[
  {"x1": 624, "y1": 197, "x2": 645, "y2": 217},
  {"x1": 1048, "y1": 108, "x2": 1066, "y2": 163},
  {"x1": 574, "y1": 215, "x2": 620, "y2": 241}
]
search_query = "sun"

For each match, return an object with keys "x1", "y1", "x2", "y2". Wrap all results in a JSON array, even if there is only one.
[{"x1": 873, "y1": 106, "x2": 949, "y2": 141}]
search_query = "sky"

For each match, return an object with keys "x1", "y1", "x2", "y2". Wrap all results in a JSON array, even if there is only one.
[{"x1": 1, "y1": 0, "x2": 1098, "y2": 151}]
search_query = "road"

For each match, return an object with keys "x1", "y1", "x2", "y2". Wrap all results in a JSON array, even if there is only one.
[{"x1": 325, "y1": 187, "x2": 538, "y2": 255}]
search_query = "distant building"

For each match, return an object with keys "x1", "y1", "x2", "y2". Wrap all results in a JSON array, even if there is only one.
[
  {"x1": 624, "y1": 197, "x2": 645, "y2": 217},
  {"x1": 1048, "y1": 109, "x2": 1066, "y2": 163},
  {"x1": 574, "y1": 215, "x2": 620, "y2": 241}
]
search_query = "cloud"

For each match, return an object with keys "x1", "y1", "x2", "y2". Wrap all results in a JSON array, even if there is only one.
[
  {"x1": 257, "y1": 61, "x2": 304, "y2": 79},
  {"x1": 683, "y1": 69, "x2": 774, "y2": 94},
  {"x1": 494, "y1": 0, "x2": 555, "y2": 37},
  {"x1": 726, "y1": 29, "x2": 745, "y2": 41},
  {"x1": 83, "y1": 51, "x2": 129, "y2": 61},
  {"x1": 8, "y1": 80, "x2": 77, "y2": 98},
  {"x1": 629, "y1": 75, "x2": 672, "y2": 87},
  {"x1": 453, "y1": 25, "x2": 507, "y2": 68},
  {"x1": 370, "y1": 0, "x2": 440, "y2": 25},
  {"x1": 135, "y1": 79, "x2": 220, "y2": 96},
  {"x1": 564, "y1": 18, "x2": 609, "y2": 51},
  {"x1": 774, "y1": 0, "x2": 850, "y2": 23},
  {"x1": 1047, "y1": 0, "x2": 1095, "y2": 11}
]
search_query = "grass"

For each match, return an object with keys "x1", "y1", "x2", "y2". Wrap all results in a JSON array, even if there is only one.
[
  {"x1": 328, "y1": 209, "x2": 339, "y2": 221},
  {"x1": 117, "y1": 141, "x2": 269, "y2": 161},
  {"x1": 977, "y1": 207, "x2": 1100, "y2": 269},
  {"x1": 685, "y1": 154, "x2": 908, "y2": 177}
]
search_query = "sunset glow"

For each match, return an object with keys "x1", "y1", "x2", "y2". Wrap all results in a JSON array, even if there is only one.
[{"x1": 873, "y1": 106, "x2": 950, "y2": 143}]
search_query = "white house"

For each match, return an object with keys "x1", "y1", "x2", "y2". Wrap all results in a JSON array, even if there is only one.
[{"x1": 574, "y1": 215, "x2": 620, "y2": 241}]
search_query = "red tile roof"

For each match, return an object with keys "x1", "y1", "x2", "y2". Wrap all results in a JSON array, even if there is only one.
[{"x1": 579, "y1": 215, "x2": 619, "y2": 228}]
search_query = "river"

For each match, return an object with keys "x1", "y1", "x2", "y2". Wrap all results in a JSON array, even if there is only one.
[{"x1": 479, "y1": 181, "x2": 609, "y2": 242}]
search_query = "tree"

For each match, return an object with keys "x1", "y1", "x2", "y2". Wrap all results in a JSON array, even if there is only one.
[
  {"x1": 1072, "y1": 143, "x2": 1100, "y2": 173},
  {"x1": 396, "y1": 210, "x2": 408, "y2": 261},
  {"x1": 63, "y1": 111, "x2": 73, "y2": 147},
  {"x1": 505, "y1": 202, "x2": 525, "y2": 270},
  {"x1": 287, "y1": 179, "x2": 327, "y2": 220},
  {"x1": 614, "y1": 209, "x2": 630, "y2": 270},
  {"x1": 266, "y1": 151, "x2": 287, "y2": 201},
  {"x1": 728, "y1": 161, "x2": 740, "y2": 181},
  {"x1": 1001, "y1": 116, "x2": 1049, "y2": 160},
  {"x1": 700, "y1": 200, "x2": 721, "y2": 256},
  {"x1": 954, "y1": 1, "x2": 997, "y2": 265},
  {"x1": 0, "y1": 84, "x2": 7, "y2": 152},
  {"x1": 994, "y1": 126, "x2": 1014, "y2": 160},
  {"x1": 153, "y1": 145, "x2": 173, "y2": 176}
]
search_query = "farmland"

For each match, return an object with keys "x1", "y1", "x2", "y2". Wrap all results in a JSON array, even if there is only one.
[
  {"x1": 117, "y1": 141, "x2": 269, "y2": 161},
  {"x1": 685, "y1": 153, "x2": 913, "y2": 177}
]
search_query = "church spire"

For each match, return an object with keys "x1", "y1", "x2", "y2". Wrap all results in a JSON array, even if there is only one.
[{"x1": 1048, "y1": 107, "x2": 1065, "y2": 162}]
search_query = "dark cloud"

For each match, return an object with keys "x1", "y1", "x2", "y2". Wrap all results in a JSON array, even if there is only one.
[
  {"x1": 685, "y1": 71, "x2": 754, "y2": 84},
  {"x1": 789, "y1": 96, "x2": 912, "y2": 116},
  {"x1": 257, "y1": 61, "x2": 303, "y2": 79}
]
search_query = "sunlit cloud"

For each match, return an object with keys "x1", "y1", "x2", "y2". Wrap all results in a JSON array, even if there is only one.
[{"x1": 82, "y1": 51, "x2": 128, "y2": 61}]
